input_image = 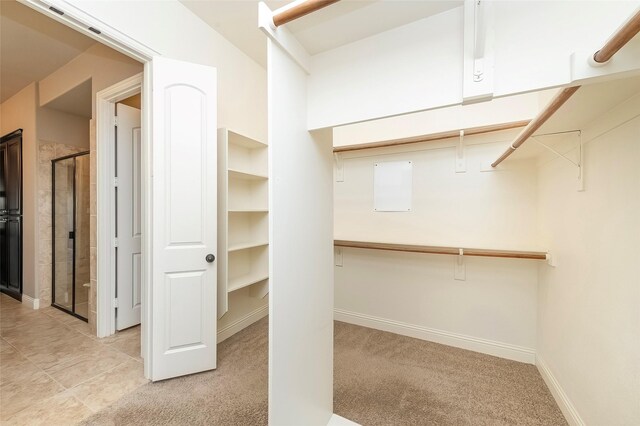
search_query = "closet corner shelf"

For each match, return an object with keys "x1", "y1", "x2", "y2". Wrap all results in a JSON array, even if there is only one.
[
  {"x1": 228, "y1": 273, "x2": 269, "y2": 293},
  {"x1": 228, "y1": 169, "x2": 268, "y2": 181},
  {"x1": 334, "y1": 240, "x2": 547, "y2": 260},
  {"x1": 228, "y1": 208, "x2": 269, "y2": 213},
  {"x1": 228, "y1": 131, "x2": 268, "y2": 149},
  {"x1": 228, "y1": 241, "x2": 269, "y2": 252}
]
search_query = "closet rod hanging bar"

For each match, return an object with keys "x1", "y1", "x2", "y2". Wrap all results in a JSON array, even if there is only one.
[
  {"x1": 273, "y1": 0, "x2": 341, "y2": 27},
  {"x1": 593, "y1": 8, "x2": 640, "y2": 63},
  {"x1": 333, "y1": 120, "x2": 530, "y2": 153},
  {"x1": 334, "y1": 240, "x2": 548, "y2": 260},
  {"x1": 491, "y1": 86, "x2": 580, "y2": 168}
]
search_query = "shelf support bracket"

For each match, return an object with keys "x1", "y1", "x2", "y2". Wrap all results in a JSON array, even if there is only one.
[
  {"x1": 456, "y1": 130, "x2": 466, "y2": 173},
  {"x1": 454, "y1": 248, "x2": 466, "y2": 281},
  {"x1": 531, "y1": 131, "x2": 584, "y2": 191}
]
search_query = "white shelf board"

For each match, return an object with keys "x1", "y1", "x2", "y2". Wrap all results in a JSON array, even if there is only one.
[
  {"x1": 228, "y1": 130, "x2": 268, "y2": 149},
  {"x1": 228, "y1": 208, "x2": 269, "y2": 213},
  {"x1": 228, "y1": 168, "x2": 268, "y2": 181},
  {"x1": 228, "y1": 272, "x2": 269, "y2": 293},
  {"x1": 228, "y1": 241, "x2": 269, "y2": 252}
]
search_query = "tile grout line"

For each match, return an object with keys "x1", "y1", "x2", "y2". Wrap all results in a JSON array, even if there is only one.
[
  {"x1": 2, "y1": 298, "x2": 147, "y2": 420},
  {"x1": 1, "y1": 324, "x2": 88, "y2": 421}
]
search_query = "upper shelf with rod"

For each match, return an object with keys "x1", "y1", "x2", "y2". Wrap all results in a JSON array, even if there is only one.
[
  {"x1": 491, "y1": 7, "x2": 640, "y2": 169},
  {"x1": 334, "y1": 240, "x2": 548, "y2": 261}
]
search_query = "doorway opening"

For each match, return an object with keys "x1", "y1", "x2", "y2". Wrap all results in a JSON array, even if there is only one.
[{"x1": 114, "y1": 94, "x2": 142, "y2": 331}]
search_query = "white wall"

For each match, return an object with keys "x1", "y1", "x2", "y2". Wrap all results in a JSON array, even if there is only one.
[
  {"x1": 309, "y1": 1, "x2": 640, "y2": 129},
  {"x1": 536, "y1": 93, "x2": 640, "y2": 425},
  {"x1": 334, "y1": 130, "x2": 542, "y2": 362},
  {"x1": 62, "y1": 0, "x2": 267, "y2": 143},
  {"x1": 268, "y1": 39, "x2": 334, "y2": 425},
  {"x1": 58, "y1": 0, "x2": 270, "y2": 331},
  {"x1": 0, "y1": 83, "x2": 38, "y2": 300}
]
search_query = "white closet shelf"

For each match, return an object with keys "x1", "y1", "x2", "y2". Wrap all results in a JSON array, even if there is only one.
[
  {"x1": 228, "y1": 272, "x2": 269, "y2": 293},
  {"x1": 228, "y1": 132, "x2": 268, "y2": 149},
  {"x1": 228, "y1": 241, "x2": 269, "y2": 252},
  {"x1": 228, "y1": 169, "x2": 268, "y2": 181},
  {"x1": 228, "y1": 208, "x2": 269, "y2": 213}
]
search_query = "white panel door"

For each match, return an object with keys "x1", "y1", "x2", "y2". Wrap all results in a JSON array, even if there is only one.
[
  {"x1": 116, "y1": 103, "x2": 142, "y2": 330},
  {"x1": 150, "y1": 57, "x2": 217, "y2": 381}
]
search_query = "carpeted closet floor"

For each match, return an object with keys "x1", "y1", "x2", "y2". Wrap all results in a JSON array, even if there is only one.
[{"x1": 83, "y1": 317, "x2": 566, "y2": 425}]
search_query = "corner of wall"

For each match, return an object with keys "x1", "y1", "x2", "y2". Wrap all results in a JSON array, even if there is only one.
[{"x1": 536, "y1": 356, "x2": 585, "y2": 426}]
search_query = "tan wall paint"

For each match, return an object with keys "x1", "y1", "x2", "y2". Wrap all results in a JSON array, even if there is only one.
[
  {"x1": 36, "y1": 43, "x2": 142, "y2": 329},
  {"x1": 0, "y1": 83, "x2": 38, "y2": 299}
]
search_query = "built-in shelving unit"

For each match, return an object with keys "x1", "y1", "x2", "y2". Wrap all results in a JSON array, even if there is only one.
[{"x1": 218, "y1": 129, "x2": 269, "y2": 318}]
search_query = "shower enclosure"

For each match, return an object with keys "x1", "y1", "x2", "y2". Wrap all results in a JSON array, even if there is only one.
[{"x1": 52, "y1": 152, "x2": 90, "y2": 321}]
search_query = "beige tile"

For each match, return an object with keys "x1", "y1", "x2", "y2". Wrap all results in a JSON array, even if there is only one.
[
  {"x1": 90, "y1": 214, "x2": 97, "y2": 247},
  {"x1": 5, "y1": 327, "x2": 95, "y2": 371},
  {"x1": 45, "y1": 347, "x2": 130, "y2": 388},
  {"x1": 38, "y1": 164, "x2": 52, "y2": 191},
  {"x1": 69, "y1": 358, "x2": 147, "y2": 412},
  {"x1": 0, "y1": 348, "x2": 51, "y2": 389},
  {"x1": 38, "y1": 142, "x2": 56, "y2": 162},
  {"x1": 64, "y1": 317, "x2": 94, "y2": 337},
  {"x1": 39, "y1": 223, "x2": 52, "y2": 241},
  {"x1": 0, "y1": 361, "x2": 65, "y2": 420},
  {"x1": 90, "y1": 247, "x2": 97, "y2": 281},
  {"x1": 0, "y1": 337, "x2": 14, "y2": 354},
  {"x1": 0, "y1": 294, "x2": 27, "y2": 312},
  {"x1": 0, "y1": 307, "x2": 46, "y2": 335},
  {"x1": 3, "y1": 391, "x2": 93, "y2": 425},
  {"x1": 38, "y1": 241, "x2": 52, "y2": 266},
  {"x1": 88, "y1": 279, "x2": 97, "y2": 312},
  {"x1": 102, "y1": 326, "x2": 142, "y2": 360},
  {"x1": 40, "y1": 306, "x2": 78, "y2": 325}
]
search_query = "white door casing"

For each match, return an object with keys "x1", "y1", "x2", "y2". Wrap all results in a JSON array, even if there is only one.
[
  {"x1": 116, "y1": 103, "x2": 142, "y2": 331},
  {"x1": 149, "y1": 57, "x2": 218, "y2": 381}
]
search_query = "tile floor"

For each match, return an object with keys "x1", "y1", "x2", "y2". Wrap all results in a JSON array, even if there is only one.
[{"x1": 0, "y1": 293, "x2": 147, "y2": 425}]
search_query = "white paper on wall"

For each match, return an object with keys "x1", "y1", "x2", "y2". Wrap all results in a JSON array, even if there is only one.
[{"x1": 373, "y1": 160, "x2": 412, "y2": 212}]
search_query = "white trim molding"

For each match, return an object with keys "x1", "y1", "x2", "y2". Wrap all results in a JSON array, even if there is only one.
[
  {"x1": 21, "y1": 295, "x2": 40, "y2": 310},
  {"x1": 334, "y1": 308, "x2": 536, "y2": 364},
  {"x1": 536, "y1": 356, "x2": 584, "y2": 426},
  {"x1": 217, "y1": 305, "x2": 269, "y2": 343},
  {"x1": 18, "y1": 0, "x2": 157, "y2": 63},
  {"x1": 96, "y1": 73, "x2": 143, "y2": 338}
]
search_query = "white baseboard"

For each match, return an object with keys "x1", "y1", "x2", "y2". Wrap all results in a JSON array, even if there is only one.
[
  {"x1": 536, "y1": 356, "x2": 584, "y2": 426},
  {"x1": 217, "y1": 305, "x2": 268, "y2": 343},
  {"x1": 22, "y1": 295, "x2": 40, "y2": 310},
  {"x1": 327, "y1": 414, "x2": 360, "y2": 426},
  {"x1": 334, "y1": 309, "x2": 536, "y2": 364}
]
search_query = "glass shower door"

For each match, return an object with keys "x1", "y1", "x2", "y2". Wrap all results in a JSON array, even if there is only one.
[{"x1": 52, "y1": 152, "x2": 90, "y2": 321}]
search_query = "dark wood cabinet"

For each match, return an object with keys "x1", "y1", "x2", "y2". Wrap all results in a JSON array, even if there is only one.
[{"x1": 0, "y1": 129, "x2": 22, "y2": 301}]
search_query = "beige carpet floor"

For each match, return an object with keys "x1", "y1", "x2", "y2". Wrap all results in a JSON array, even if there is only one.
[{"x1": 83, "y1": 318, "x2": 566, "y2": 425}]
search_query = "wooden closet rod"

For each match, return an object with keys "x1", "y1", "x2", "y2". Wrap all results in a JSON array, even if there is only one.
[
  {"x1": 594, "y1": 8, "x2": 640, "y2": 63},
  {"x1": 491, "y1": 86, "x2": 580, "y2": 168},
  {"x1": 333, "y1": 120, "x2": 530, "y2": 153},
  {"x1": 273, "y1": 0, "x2": 341, "y2": 27},
  {"x1": 334, "y1": 240, "x2": 548, "y2": 260}
]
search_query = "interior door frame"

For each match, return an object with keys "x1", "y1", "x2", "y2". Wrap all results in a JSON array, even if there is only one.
[
  {"x1": 95, "y1": 74, "x2": 143, "y2": 338},
  {"x1": 19, "y1": 0, "x2": 156, "y2": 378}
]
